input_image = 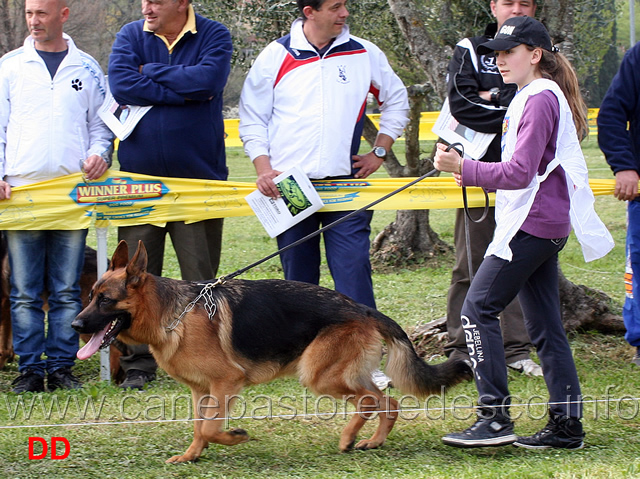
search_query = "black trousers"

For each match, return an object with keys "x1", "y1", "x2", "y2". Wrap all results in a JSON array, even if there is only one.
[
  {"x1": 462, "y1": 230, "x2": 582, "y2": 419},
  {"x1": 445, "y1": 207, "x2": 532, "y2": 363}
]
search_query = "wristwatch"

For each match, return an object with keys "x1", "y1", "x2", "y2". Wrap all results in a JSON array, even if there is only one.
[
  {"x1": 373, "y1": 146, "x2": 387, "y2": 159},
  {"x1": 489, "y1": 87, "x2": 501, "y2": 106}
]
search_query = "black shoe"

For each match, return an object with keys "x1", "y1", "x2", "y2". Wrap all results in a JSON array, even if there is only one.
[
  {"x1": 12, "y1": 369, "x2": 45, "y2": 393},
  {"x1": 442, "y1": 410, "x2": 516, "y2": 448},
  {"x1": 119, "y1": 369, "x2": 156, "y2": 390},
  {"x1": 514, "y1": 413, "x2": 585, "y2": 450},
  {"x1": 48, "y1": 367, "x2": 82, "y2": 391}
]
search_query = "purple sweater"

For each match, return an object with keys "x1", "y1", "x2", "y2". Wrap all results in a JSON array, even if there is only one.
[{"x1": 462, "y1": 90, "x2": 571, "y2": 239}]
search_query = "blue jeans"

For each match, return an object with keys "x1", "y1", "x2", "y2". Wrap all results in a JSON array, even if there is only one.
[
  {"x1": 6, "y1": 229, "x2": 87, "y2": 375},
  {"x1": 624, "y1": 200, "x2": 640, "y2": 347}
]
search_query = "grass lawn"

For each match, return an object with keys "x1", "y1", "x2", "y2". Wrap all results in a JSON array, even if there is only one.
[{"x1": 0, "y1": 139, "x2": 639, "y2": 478}]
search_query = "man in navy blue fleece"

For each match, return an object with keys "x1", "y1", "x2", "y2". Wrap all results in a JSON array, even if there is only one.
[
  {"x1": 107, "y1": 0, "x2": 232, "y2": 389},
  {"x1": 598, "y1": 41, "x2": 640, "y2": 367}
]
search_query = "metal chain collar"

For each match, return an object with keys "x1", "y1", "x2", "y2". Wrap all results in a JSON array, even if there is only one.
[{"x1": 165, "y1": 280, "x2": 221, "y2": 332}]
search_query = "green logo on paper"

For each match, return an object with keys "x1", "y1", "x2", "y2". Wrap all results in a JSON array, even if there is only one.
[{"x1": 277, "y1": 176, "x2": 312, "y2": 216}]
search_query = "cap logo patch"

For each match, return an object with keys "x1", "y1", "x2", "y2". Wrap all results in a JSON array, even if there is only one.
[{"x1": 500, "y1": 25, "x2": 516, "y2": 35}]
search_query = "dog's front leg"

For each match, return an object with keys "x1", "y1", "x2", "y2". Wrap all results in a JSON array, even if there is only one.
[
  {"x1": 166, "y1": 382, "x2": 250, "y2": 464},
  {"x1": 198, "y1": 380, "x2": 250, "y2": 447},
  {"x1": 166, "y1": 388, "x2": 211, "y2": 464}
]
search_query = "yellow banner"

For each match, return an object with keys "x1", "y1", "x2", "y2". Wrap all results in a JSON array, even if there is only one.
[
  {"x1": 0, "y1": 171, "x2": 615, "y2": 230},
  {"x1": 222, "y1": 109, "x2": 601, "y2": 146}
]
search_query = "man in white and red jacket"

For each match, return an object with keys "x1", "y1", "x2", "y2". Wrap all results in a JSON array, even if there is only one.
[{"x1": 239, "y1": 0, "x2": 408, "y2": 316}]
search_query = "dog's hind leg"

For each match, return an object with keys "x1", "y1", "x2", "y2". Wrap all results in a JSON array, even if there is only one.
[
  {"x1": 300, "y1": 320, "x2": 399, "y2": 452},
  {"x1": 166, "y1": 381, "x2": 250, "y2": 464},
  {"x1": 339, "y1": 390, "x2": 399, "y2": 452}
]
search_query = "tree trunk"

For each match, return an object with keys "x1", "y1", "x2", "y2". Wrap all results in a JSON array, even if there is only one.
[
  {"x1": 371, "y1": 209, "x2": 451, "y2": 267},
  {"x1": 559, "y1": 267, "x2": 625, "y2": 334},
  {"x1": 387, "y1": 0, "x2": 451, "y2": 100},
  {"x1": 410, "y1": 273, "x2": 625, "y2": 357},
  {"x1": 364, "y1": 83, "x2": 449, "y2": 265}
]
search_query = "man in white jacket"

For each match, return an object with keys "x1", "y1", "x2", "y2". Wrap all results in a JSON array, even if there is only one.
[
  {"x1": 239, "y1": 0, "x2": 408, "y2": 390},
  {"x1": 0, "y1": 0, "x2": 112, "y2": 393}
]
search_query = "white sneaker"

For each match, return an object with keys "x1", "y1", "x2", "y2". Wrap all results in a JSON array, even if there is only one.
[
  {"x1": 371, "y1": 369, "x2": 392, "y2": 389},
  {"x1": 507, "y1": 359, "x2": 543, "y2": 377}
]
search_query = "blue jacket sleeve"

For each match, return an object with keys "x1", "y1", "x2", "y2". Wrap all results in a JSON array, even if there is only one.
[
  {"x1": 598, "y1": 43, "x2": 640, "y2": 174},
  {"x1": 108, "y1": 19, "x2": 232, "y2": 106},
  {"x1": 142, "y1": 21, "x2": 232, "y2": 102},
  {"x1": 108, "y1": 22, "x2": 184, "y2": 106}
]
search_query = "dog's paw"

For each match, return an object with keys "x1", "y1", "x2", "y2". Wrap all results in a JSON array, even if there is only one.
[
  {"x1": 354, "y1": 439, "x2": 383, "y2": 450},
  {"x1": 227, "y1": 428, "x2": 250, "y2": 444},
  {"x1": 339, "y1": 438, "x2": 356, "y2": 452},
  {"x1": 165, "y1": 454, "x2": 199, "y2": 464}
]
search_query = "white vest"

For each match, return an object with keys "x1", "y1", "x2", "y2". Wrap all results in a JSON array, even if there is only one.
[{"x1": 486, "y1": 78, "x2": 614, "y2": 262}]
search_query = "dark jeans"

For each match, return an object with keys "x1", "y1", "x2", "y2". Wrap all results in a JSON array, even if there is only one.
[
  {"x1": 462, "y1": 230, "x2": 582, "y2": 418},
  {"x1": 6, "y1": 229, "x2": 87, "y2": 374}
]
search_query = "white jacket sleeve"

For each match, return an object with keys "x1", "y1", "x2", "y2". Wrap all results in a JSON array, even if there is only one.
[
  {"x1": 365, "y1": 40, "x2": 409, "y2": 139},
  {"x1": 85, "y1": 67, "x2": 113, "y2": 159}
]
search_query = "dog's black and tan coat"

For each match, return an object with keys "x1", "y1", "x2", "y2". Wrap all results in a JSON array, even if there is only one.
[{"x1": 73, "y1": 240, "x2": 470, "y2": 463}]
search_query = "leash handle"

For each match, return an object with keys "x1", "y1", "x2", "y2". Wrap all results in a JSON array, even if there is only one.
[
  {"x1": 445, "y1": 142, "x2": 489, "y2": 224},
  {"x1": 445, "y1": 142, "x2": 490, "y2": 283},
  {"x1": 219, "y1": 168, "x2": 439, "y2": 282}
]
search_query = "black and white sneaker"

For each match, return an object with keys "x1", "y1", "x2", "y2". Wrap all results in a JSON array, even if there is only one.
[
  {"x1": 514, "y1": 413, "x2": 585, "y2": 450},
  {"x1": 442, "y1": 410, "x2": 516, "y2": 448}
]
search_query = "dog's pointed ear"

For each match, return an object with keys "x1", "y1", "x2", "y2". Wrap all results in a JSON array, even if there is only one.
[
  {"x1": 125, "y1": 240, "x2": 148, "y2": 287},
  {"x1": 110, "y1": 240, "x2": 129, "y2": 271}
]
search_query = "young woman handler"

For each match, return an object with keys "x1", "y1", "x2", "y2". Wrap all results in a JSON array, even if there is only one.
[{"x1": 434, "y1": 16, "x2": 613, "y2": 450}]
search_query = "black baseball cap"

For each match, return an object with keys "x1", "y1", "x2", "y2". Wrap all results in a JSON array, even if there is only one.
[{"x1": 477, "y1": 16, "x2": 553, "y2": 55}]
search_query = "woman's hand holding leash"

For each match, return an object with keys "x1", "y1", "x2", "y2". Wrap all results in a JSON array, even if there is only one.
[{"x1": 434, "y1": 142, "x2": 464, "y2": 186}]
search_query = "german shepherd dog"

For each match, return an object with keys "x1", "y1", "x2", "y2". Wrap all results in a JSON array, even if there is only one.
[{"x1": 72, "y1": 240, "x2": 470, "y2": 463}]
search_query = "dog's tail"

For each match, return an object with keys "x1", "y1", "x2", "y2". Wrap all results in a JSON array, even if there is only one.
[{"x1": 372, "y1": 309, "x2": 471, "y2": 397}]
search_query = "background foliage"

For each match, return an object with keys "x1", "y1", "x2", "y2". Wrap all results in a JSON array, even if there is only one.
[{"x1": 2, "y1": 0, "x2": 637, "y2": 108}]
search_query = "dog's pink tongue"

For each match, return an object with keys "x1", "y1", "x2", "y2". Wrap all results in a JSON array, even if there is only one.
[{"x1": 77, "y1": 324, "x2": 110, "y2": 360}]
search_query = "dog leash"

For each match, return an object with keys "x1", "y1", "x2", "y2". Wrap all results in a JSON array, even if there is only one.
[
  {"x1": 216, "y1": 168, "x2": 440, "y2": 284},
  {"x1": 171, "y1": 147, "x2": 487, "y2": 330},
  {"x1": 168, "y1": 168, "x2": 440, "y2": 331},
  {"x1": 446, "y1": 142, "x2": 490, "y2": 282}
]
